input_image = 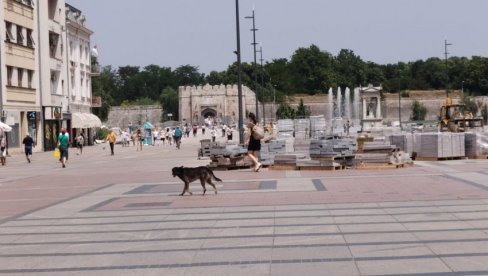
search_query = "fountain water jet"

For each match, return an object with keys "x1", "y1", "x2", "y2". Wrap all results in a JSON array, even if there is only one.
[
  {"x1": 344, "y1": 87, "x2": 351, "y2": 120},
  {"x1": 336, "y1": 87, "x2": 342, "y2": 118},
  {"x1": 327, "y1": 88, "x2": 333, "y2": 121}
]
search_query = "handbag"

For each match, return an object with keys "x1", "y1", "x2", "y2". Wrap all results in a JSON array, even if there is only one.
[
  {"x1": 54, "y1": 148, "x2": 60, "y2": 158},
  {"x1": 252, "y1": 125, "x2": 265, "y2": 140}
]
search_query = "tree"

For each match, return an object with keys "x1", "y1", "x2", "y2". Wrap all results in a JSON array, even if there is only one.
[
  {"x1": 462, "y1": 94, "x2": 479, "y2": 116},
  {"x1": 410, "y1": 100, "x2": 427, "y2": 121},
  {"x1": 276, "y1": 103, "x2": 296, "y2": 119},
  {"x1": 173, "y1": 65, "x2": 204, "y2": 86},
  {"x1": 295, "y1": 99, "x2": 311, "y2": 117},
  {"x1": 288, "y1": 44, "x2": 334, "y2": 94},
  {"x1": 160, "y1": 87, "x2": 179, "y2": 121}
]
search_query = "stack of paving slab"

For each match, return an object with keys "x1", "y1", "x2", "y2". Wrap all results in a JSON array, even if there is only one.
[
  {"x1": 259, "y1": 140, "x2": 286, "y2": 166},
  {"x1": 414, "y1": 133, "x2": 465, "y2": 159},
  {"x1": 277, "y1": 119, "x2": 294, "y2": 139},
  {"x1": 294, "y1": 138, "x2": 311, "y2": 154},
  {"x1": 356, "y1": 141, "x2": 398, "y2": 164},
  {"x1": 389, "y1": 134, "x2": 414, "y2": 155},
  {"x1": 273, "y1": 154, "x2": 297, "y2": 166},
  {"x1": 294, "y1": 119, "x2": 310, "y2": 139},
  {"x1": 309, "y1": 138, "x2": 357, "y2": 159},
  {"x1": 310, "y1": 115, "x2": 327, "y2": 139},
  {"x1": 465, "y1": 132, "x2": 488, "y2": 158},
  {"x1": 208, "y1": 143, "x2": 251, "y2": 168}
]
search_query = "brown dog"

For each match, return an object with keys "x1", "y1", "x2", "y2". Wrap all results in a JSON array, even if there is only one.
[{"x1": 172, "y1": 166, "x2": 221, "y2": 196}]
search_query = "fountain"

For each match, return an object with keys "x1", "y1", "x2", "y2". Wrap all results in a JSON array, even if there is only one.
[
  {"x1": 336, "y1": 87, "x2": 342, "y2": 118},
  {"x1": 353, "y1": 87, "x2": 360, "y2": 124},
  {"x1": 327, "y1": 88, "x2": 333, "y2": 121},
  {"x1": 344, "y1": 87, "x2": 351, "y2": 120}
]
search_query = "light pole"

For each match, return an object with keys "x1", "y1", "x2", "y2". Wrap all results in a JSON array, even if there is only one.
[
  {"x1": 235, "y1": 0, "x2": 244, "y2": 144},
  {"x1": 273, "y1": 85, "x2": 276, "y2": 122},
  {"x1": 256, "y1": 45, "x2": 265, "y2": 123},
  {"x1": 444, "y1": 39, "x2": 452, "y2": 97},
  {"x1": 245, "y1": 7, "x2": 259, "y2": 120},
  {"x1": 398, "y1": 62, "x2": 402, "y2": 130}
]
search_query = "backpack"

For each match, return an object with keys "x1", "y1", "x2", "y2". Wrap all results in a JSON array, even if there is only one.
[
  {"x1": 252, "y1": 125, "x2": 265, "y2": 140},
  {"x1": 174, "y1": 128, "x2": 182, "y2": 138}
]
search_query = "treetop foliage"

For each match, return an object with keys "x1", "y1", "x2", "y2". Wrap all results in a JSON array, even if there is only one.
[{"x1": 91, "y1": 45, "x2": 488, "y2": 121}]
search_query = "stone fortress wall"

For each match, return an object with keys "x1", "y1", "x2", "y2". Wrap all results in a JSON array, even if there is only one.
[{"x1": 179, "y1": 84, "x2": 258, "y2": 126}]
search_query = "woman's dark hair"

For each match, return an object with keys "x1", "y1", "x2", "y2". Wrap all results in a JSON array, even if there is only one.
[{"x1": 248, "y1": 112, "x2": 257, "y2": 124}]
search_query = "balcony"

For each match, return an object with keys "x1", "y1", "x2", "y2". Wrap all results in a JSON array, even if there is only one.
[{"x1": 89, "y1": 64, "x2": 101, "y2": 77}]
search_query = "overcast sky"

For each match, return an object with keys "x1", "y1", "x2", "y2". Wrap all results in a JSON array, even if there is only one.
[{"x1": 68, "y1": 0, "x2": 488, "y2": 73}]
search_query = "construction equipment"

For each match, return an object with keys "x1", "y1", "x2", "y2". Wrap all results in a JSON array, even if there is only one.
[{"x1": 439, "y1": 97, "x2": 483, "y2": 132}]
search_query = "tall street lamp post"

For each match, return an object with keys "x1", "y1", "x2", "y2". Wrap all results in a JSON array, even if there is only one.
[
  {"x1": 245, "y1": 8, "x2": 259, "y2": 120},
  {"x1": 257, "y1": 45, "x2": 265, "y2": 123},
  {"x1": 235, "y1": 0, "x2": 244, "y2": 144}
]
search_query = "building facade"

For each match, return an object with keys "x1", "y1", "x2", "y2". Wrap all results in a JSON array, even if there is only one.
[
  {"x1": 179, "y1": 84, "x2": 259, "y2": 126},
  {"x1": 1, "y1": 0, "x2": 42, "y2": 152},
  {"x1": 0, "y1": 0, "x2": 99, "y2": 152}
]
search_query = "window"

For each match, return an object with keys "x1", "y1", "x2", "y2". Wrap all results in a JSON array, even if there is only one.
[
  {"x1": 49, "y1": 32, "x2": 59, "y2": 58},
  {"x1": 27, "y1": 29, "x2": 35, "y2": 48},
  {"x1": 18, "y1": 68, "x2": 24, "y2": 87},
  {"x1": 80, "y1": 45, "x2": 83, "y2": 59},
  {"x1": 5, "y1": 22, "x2": 14, "y2": 42},
  {"x1": 22, "y1": 0, "x2": 34, "y2": 7},
  {"x1": 27, "y1": 70, "x2": 34, "y2": 88},
  {"x1": 17, "y1": 26, "x2": 24, "y2": 45},
  {"x1": 6, "y1": 66, "x2": 13, "y2": 86}
]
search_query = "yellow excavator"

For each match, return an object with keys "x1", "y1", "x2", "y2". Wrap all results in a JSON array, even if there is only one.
[{"x1": 439, "y1": 97, "x2": 483, "y2": 132}]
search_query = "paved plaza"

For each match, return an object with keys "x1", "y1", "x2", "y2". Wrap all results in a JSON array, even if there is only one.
[{"x1": 1, "y1": 135, "x2": 488, "y2": 275}]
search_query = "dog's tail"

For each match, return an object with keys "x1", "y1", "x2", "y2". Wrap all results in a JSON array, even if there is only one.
[{"x1": 209, "y1": 170, "x2": 223, "y2": 182}]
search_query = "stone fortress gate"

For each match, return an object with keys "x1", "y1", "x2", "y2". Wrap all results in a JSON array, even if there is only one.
[{"x1": 178, "y1": 84, "x2": 259, "y2": 126}]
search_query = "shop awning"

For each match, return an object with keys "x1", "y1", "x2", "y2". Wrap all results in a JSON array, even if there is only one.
[{"x1": 72, "y1": 113, "x2": 102, "y2": 128}]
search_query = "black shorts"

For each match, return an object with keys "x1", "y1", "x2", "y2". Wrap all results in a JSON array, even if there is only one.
[
  {"x1": 25, "y1": 146, "x2": 32, "y2": 155},
  {"x1": 59, "y1": 147, "x2": 69, "y2": 160}
]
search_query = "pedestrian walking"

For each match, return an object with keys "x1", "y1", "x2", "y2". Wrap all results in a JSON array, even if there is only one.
[
  {"x1": 76, "y1": 132, "x2": 84, "y2": 155},
  {"x1": 245, "y1": 113, "x2": 263, "y2": 172},
  {"x1": 0, "y1": 133, "x2": 7, "y2": 166},
  {"x1": 174, "y1": 126, "x2": 182, "y2": 149},
  {"x1": 226, "y1": 126, "x2": 233, "y2": 141},
  {"x1": 136, "y1": 129, "x2": 144, "y2": 151},
  {"x1": 22, "y1": 133, "x2": 34, "y2": 163},
  {"x1": 58, "y1": 128, "x2": 69, "y2": 168},
  {"x1": 201, "y1": 125, "x2": 206, "y2": 136},
  {"x1": 106, "y1": 130, "x2": 117, "y2": 156},
  {"x1": 192, "y1": 125, "x2": 197, "y2": 137},
  {"x1": 210, "y1": 127, "x2": 217, "y2": 142}
]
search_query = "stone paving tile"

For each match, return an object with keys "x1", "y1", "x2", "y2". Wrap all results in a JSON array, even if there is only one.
[
  {"x1": 184, "y1": 264, "x2": 270, "y2": 276},
  {"x1": 333, "y1": 215, "x2": 397, "y2": 224},
  {"x1": 401, "y1": 220, "x2": 474, "y2": 231},
  {"x1": 442, "y1": 256, "x2": 488, "y2": 272},
  {"x1": 273, "y1": 225, "x2": 340, "y2": 235},
  {"x1": 25, "y1": 251, "x2": 195, "y2": 270},
  {"x1": 272, "y1": 234, "x2": 346, "y2": 246},
  {"x1": 428, "y1": 241, "x2": 488, "y2": 255},
  {"x1": 343, "y1": 232, "x2": 419, "y2": 243},
  {"x1": 349, "y1": 244, "x2": 434, "y2": 258},
  {"x1": 412, "y1": 229, "x2": 488, "y2": 241},
  {"x1": 270, "y1": 262, "x2": 360, "y2": 276},
  {"x1": 193, "y1": 248, "x2": 273, "y2": 263},
  {"x1": 356, "y1": 258, "x2": 453, "y2": 275},
  {"x1": 207, "y1": 227, "x2": 274, "y2": 238},
  {"x1": 201, "y1": 237, "x2": 274, "y2": 249},
  {"x1": 338, "y1": 222, "x2": 407, "y2": 233},
  {"x1": 213, "y1": 218, "x2": 275, "y2": 228},
  {"x1": 271, "y1": 246, "x2": 352, "y2": 260},
  {"x1": 274, "y1": 216, "x2": 335, "y2": 225}
]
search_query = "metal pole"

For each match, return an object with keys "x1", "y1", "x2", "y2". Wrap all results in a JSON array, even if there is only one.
[
  {"x1": 235, "y1": 0, "x2": 244, "y2": 144},
  {"x1": 246, "y1": 9, "x2": 259, "y2": 120},
  {"x1": 273, "y1": 85, "x2": 276, "y2": 122},
  {"x1": 444, "y1": 39, "x2": 452, "y2": 97},
  {"x1": 258, "y1": 46, "x2": 265, "y2": 123},
  {"x1": 398, "y1": 63, "x2": 402, "y2": 130}
]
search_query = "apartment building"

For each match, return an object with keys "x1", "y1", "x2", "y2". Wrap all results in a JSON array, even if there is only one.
[
  {"x1": 1, "y1": 0, "x2": 100, "y2": 152},
  {"x1": 1, "y1": 0, "x2": 42, "y2": 152},
  {"x1": 65, "y1": 3, "x2": 100, "y2": 143}
]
